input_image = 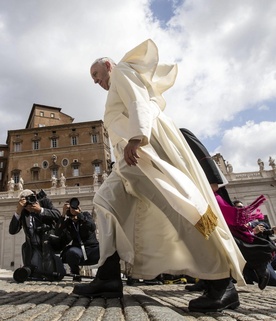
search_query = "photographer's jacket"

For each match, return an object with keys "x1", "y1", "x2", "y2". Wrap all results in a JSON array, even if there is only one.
[
  {"x1": 55, "y1": 212, "x2": 98, "y2": 249},
  {"x1": 9, "y1": 198, "x2": 61, "y2": 265}
]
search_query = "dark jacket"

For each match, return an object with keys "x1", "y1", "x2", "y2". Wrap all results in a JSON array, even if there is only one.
[
  {"x1": 179, "y1": 128, "x2": 233, "y2": 206},
  {"x1": 9, "y1": 197, "x2": 61, "y2": 266},
  {"x1": 179, "y1": 128, "x2": 222, "y2": 184},
  {"x1": 55, "y1": 211, "x2": 98, "y2": 249}
]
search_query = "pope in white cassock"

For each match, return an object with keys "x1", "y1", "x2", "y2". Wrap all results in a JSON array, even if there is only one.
[{"x1": 73, "y1": 39, "x2": 246, "y2": 313}]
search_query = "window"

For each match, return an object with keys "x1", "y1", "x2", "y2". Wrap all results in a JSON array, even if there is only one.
[
  {"x1": 40, "y1": 111, "x2": 44, "y2": 117},
  {"x1": 42, "y1": 160, "x2": 49, "y2": 169},
  {"x1": 62, "y1": 158, "x2": 69, "y2": 167},
  {"x1": 71, "y1": 136, "x2": 78, "y2": 146},
  {"x1": 91, "y1": 134, "x2": 98, "y2": 143},
  {"x1": 0, "y1": 162, "x2": 3, "y2": 168},
  {"x1": 52, "y1": 169, "x2": 58, "y2": 178},
  {"x1": 50, "y1": 113, "x2": 55, "y2": 118},
  {"x1": 32, "y1": 170, "x2": 39, "y2": 181},
  {"x1": 94, "y1": 163, "x2": 101, "y2": 174},
  {"x1": 14, "y1": 173, "x2": 19, "y2": 184},
  {"x1": 0, "y1": 150, "x2": 4, "y2": 157},
  {"x1": 33, "y1": 141, "x2": 39, "y2": 150},
  {"x1": 14, "y1": 142, "x2": 21, "y2": 152},
  {"x1": 73, "y1": 165, "x2": 79, "y2": 176},
  {"x1": 0, "y1": 172, "x2": 2, "y2": 180},
  {"x1": 51, "y1": 138, "x2": 58, "y2": 148}
]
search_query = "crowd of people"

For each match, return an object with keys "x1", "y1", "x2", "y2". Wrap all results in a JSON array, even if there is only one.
[
  {"x1": 9, "y1": 39, "x2": 276, "y2": 314},
  {"x1": 9, "y1": 190, "x2": 99, "y2": 283}
]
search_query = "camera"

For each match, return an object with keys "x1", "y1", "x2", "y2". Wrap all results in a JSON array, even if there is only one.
[
  {"x1": 261, "y1": 228, "x2": 275, "y2": 236},
  {"x1": 25, "y1": 189, "x2": 47, "y2": 205},
  {"x1": 25, "y1": 194, "x2": 37, "y2": 205},
  {"x1": 13, "y1": 266, "x2": 33, "y2": 283},
  {"x1": 69, "y1": 197, "x2": 80, "y2": 210},
  {"x1": 65, "y1": 198, "x2": 80, "y2": 218}
]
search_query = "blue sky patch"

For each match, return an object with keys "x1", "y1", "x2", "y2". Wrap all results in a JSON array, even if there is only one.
[{"x1": 150, "y1": 0, "x2": 183, "y2": 27}]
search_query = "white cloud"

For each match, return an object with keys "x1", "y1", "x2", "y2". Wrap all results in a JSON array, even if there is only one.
[
  {"x1": 258, "y1": 104, "x2": 269, "y2": 111},
  {"x1": 0, "y1": 0, "x2": 275, "y2": 173},
  {"x1": 213, "y1": 121, "x2": 276, "y2": 172}
]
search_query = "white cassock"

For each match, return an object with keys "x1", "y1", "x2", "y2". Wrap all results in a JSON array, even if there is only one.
[{"x1": 93, "y1": 39, "x2": 246, "y2": 285}]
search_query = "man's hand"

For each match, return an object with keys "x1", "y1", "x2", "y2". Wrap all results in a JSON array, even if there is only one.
[
  {"x1": 16, "y1": 198, "x2": 26, "y2": 215},
  {"x1": 253, "y1": 224, "x2": 266, "y2": 235},
  {"x1": 62, "y1": 202, "x2": 70, "y2": 217},
  {"x1": 70, "y1": 208, "x2": 81, "y2": 221},
  {"x1": 124, "y1": 139, "x2": 141, "y2": 166},
  {"x1": 25, "y1": 202, "x2": 42, "y2": 214}
]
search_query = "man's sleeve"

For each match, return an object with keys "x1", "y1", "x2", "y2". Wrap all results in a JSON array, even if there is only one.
[
  {"x1": 39, "y1": 198, "x2": 61, "y2": 221},
  {"x1": 80, "y1": 212, "x2": 97, "y2": 233},
  {"x1": 112, "y1": 65, "x2": 158, "y2": 146},
  {"x1": 179, "y1": 128, "x2": 223, "y2": 184},
  {"x1": 9, "y1": 214, "x2": 22, "y2": 235}
]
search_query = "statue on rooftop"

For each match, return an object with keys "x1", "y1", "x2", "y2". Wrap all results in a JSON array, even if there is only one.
[
  {"x1": 269, "y1": 156, "x2": 276, "y2": 169},
  {"x1": 226, "y1": 161, "x2": 233, "y2": 173},
  {"x1": 102, "y1": 171, "x2": 108, "y2": 182},
  {"x1": 60, "y1": 173, "x2": 66, "y2": 187},
  {"x1": 93, "y1": 171, "x2": 98, "y2": 185},
  {"x1": 8, "y1": 177, "x2": 15, "y2": 192},
  {"x1": 257, "y1": 158, "x2": 264, "y2": 171},
  {"x1": 51, "y1": 175, "x2": 57, "y2": 188},
  {"x1": 18, "y1": 177, "x2": 24, "y2": 190}
]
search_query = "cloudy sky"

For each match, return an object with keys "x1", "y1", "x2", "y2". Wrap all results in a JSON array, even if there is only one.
[{"x1": 0, "y1": 0, "x2": 275, "y2": 173}]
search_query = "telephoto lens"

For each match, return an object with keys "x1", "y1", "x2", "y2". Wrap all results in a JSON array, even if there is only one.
[
  {"x1": 13, "y1": 266, "x2": 32, "y2": 283},
  {"x1": 69, "y1": 197, "x2": 80, "y2": 209},
  {"x1": 25, "y1": 194, "x2": 37, "y2": 205}
]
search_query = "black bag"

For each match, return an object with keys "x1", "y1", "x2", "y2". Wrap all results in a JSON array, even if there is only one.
[
  {"x1": 41, "y1": 231, "x2": 66, "y2": 281},
  {"x1": 14, "y1": 229, "x2": 66, "y2": 283},
  {"x1": 234, "y1": 236, "x2": 276, "y2": 266}
]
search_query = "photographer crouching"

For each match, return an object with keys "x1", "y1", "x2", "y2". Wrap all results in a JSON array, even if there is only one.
[
  {"x1": 9, "y1": 189, "x2": 65, "y2": 282},
  {"x1": 55, "y1": 198, "x2": 100, "y2": 281}
]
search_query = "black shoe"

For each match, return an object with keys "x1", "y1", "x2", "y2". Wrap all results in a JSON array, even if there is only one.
[
  {"x1": 185, "y1": 279, "x2": 206, "y2": 292},
  {"x1": 254, "y1": 267, "x2": 270, "y2": 290},
  {"x1": 73, "y1": 275, "x2": 82, "y2": 282},
  {"x1": 73, "y1": 277, "x2": 123, "y2": 298},
  {"x1": 144, "y1": 279, "x2": 163, "y2": 285},
  {"x1": 126, "y1": 277, "x2": 138, "y2": 286},
  {"x1": 188, "y1": 279, "x2": 240, "y2": 313}
]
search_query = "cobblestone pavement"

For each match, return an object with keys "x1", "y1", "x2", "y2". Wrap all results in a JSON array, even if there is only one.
[{"x1": 1, "y1": 272, "x2": 276, "y2": 321}]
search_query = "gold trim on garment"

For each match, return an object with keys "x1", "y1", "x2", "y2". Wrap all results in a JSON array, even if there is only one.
[{"x1": 195, "y1": 206, "x2": 218, "y2": 239}]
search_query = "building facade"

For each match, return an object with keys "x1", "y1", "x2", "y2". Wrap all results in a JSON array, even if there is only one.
[
  {"x1": 0, "y1": 145, "x2": 8, "y2": 192},
  {"x1": 2, "y1": 103, "x2": 112, "y2": 192}
]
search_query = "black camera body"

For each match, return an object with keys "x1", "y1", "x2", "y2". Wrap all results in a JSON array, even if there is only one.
[
  {"x1": 25, "y1": 189, "x2": 47, "y2": 205},
  {"x1": 261, "y1": 228, "x2": 275, "y2": 236},
  {"x1": 69, "y1": 197, "x2": 80, "y2": 210},
  {"x1": 65, "y1": 198, "x2": 80, "y2": 218}
]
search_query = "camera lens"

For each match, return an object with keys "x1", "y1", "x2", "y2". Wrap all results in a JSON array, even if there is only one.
[
  {"x1": 13, "y1": 267, "x2": 32, "y2": 283},
  {"x1": 25, "y1": 194, "x2": 37, "y2": 204},
  {"x1": 69, "y1": 197, "x2": 79, "y2": 209}
]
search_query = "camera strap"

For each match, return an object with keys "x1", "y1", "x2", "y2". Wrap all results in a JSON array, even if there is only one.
[
  {"x1": 72, "y1": 221, "x2": 88, "y2": 261},
  {"x1": 81, "y1": 244, "x2": 88, "y2": 261}
]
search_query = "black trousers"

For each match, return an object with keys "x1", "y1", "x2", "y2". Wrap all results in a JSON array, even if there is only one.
[
  {"x1": 234, "y1": 236, "x2": 276, "y2": 268},
  {"x1": 62, "y1": 245, "x2": 100, "y2": 274}
]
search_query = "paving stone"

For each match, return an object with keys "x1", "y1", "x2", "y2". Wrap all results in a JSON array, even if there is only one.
[{"x1": 1, "y1": 273, "x2": 276, "y2": 320}]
